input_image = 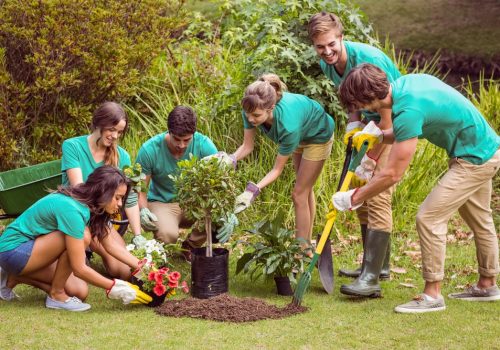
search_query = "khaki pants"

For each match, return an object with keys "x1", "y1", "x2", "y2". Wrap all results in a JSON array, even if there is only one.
[
  {"x1": 148, "y1": 201, "x2": 206, "y2": 247},
  {"x1": 356, "y1": 144, "x2": 395, "y2": 232},
  {"x1": 417, "y1": 150, "x2": 500, "y2": 282}
]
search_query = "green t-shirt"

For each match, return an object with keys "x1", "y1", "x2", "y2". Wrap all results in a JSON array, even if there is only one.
[
  {"x1": 61, "y1": 135, "x2": 131, "y2": 185},
  {"x1": 242, "y1": 92, "x2": 335, "y2": 156},
  {"x1": 136, "y1": 132, "x2": 218, "y2": 203},
  {"x1": 391, "y1": 74, "x2": 500, "y2": 165},
  {"x1": 0, "y1": 193, "x2": 90, "y2": 252},
  {"x1": 320, "y1": 40, "x2": 401, "y2": 122}
]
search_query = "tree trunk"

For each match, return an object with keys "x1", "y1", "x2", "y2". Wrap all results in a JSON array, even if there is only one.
[{"x1": 205, "y1": 214, "x2": 212, "y2": 257}]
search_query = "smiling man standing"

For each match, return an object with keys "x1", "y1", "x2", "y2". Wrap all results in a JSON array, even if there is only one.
[
  {"x1": 136, "y1": 106, "x2": 218, "y2": 261},
  {"x1": 308, "y1": 12, "x2": 402, "y2": 298}
]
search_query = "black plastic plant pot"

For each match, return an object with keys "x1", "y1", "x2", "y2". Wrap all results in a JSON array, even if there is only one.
[
  {"x1": 274, "y1": 276, "x2": 293, "y2": 296},
  {"x1": 191, "y1": 247, "x2": 229, "y2": 299},
  {"x1": 130, "y1": 276, "x2": 167, "y2": 308}
]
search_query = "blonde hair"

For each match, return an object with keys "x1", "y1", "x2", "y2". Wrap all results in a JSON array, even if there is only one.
[
  {"x1": 241, "y1": 73, "x2": 287, "y2": 113},
  {"x1": 308, "y1": 12, "x2": 343, "y2": 40}
]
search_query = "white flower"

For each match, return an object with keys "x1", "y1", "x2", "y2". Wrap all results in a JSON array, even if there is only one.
[{"x1": 126, "y1": 244, "x2": 136, "y2": 251}]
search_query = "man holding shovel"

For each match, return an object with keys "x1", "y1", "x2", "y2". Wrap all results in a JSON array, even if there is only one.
[
  {"x1": 333, "y1": 63, "x2": 500, "y2": 313},
  {"x1": 308, "y1": 12, "x2": 402, "y2": 297}
]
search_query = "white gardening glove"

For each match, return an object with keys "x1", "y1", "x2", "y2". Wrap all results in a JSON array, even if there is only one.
[
  {"x1": 131, "y1": 234, "x2": 147, "y2": 249},
  {"x1": 202, "y1": 151, "x2": 237, "y2": 169},
  {"x1": 234, "y1": 182, "x2": 260, "y2": 214},
  {"x1": 106, "y1": 279, "x2": 152, "y2": 305},
  {"x1": 343, "y1": 121, "x2": 365, "y2": 145},
  {"x1": 331, "y1": 189, "x2": 363, "y2": 211},
  {"x1": 140, "y1": 208, "x2": 158, "y2": 232},
  {"x1": 354, "y1": 154, "x2": 377, "y2": 182},
  {"x1": 352, "y1": 121, "x2": 383, "y2": 151},
  {"x1": 216, "y1": 213, "x2": 239, "y2": 243}
]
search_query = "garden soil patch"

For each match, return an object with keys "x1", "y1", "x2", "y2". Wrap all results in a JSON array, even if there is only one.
[{"x1": 155, "y1": 294, "x2": 308, "y2": 322}]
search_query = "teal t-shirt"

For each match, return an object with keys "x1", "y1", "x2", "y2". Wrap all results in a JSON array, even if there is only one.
[
  {"x1": 61, "y1": 135, "x2": 131, "y2": 185},
  {"x1": 320, "y1": 41, "x2": 401, "y2": 122},
  {"x1": 391, "y1": 74, "x2": 500, "y2": 165},
  {"x1": 0, "y1": 193, "x2": 90, "y2": 252},
  {"x1": 136, "y1": 132, "x2": 218, "y2": 203},
  {"x1": 242, "y1": 92, "x2": 335, "y2": 156}
]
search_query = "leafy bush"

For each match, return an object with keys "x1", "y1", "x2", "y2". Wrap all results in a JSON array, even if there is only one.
[
  {"x1": 221, "y1": 0, "x2": 377, "y2": 125},
  {"x1": 235, "y1": 211, "x2": 311, "y2": 281},
  {"x1": 0, "y1": 0, "x2": 186, "y2": 170}
]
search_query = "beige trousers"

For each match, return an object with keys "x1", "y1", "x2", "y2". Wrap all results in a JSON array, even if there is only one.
[
  {"x1": 417, "y1": 150, "x2": 500, "y2": 282},
  {"x1": 356, "y1": 144, "x2": 395, "y2": 232},
  {"x1": 148, "y1": 201, "x2": 206, "y2": 247}
]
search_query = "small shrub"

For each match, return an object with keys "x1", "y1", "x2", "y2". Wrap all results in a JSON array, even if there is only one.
[{"x1": 0, "y1": 0, "x2": 186, "y2": 170}]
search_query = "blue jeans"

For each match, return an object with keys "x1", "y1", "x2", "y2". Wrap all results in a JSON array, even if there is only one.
[{"x1": 0, "y1": 240, "x2": 35, "y2": 275}]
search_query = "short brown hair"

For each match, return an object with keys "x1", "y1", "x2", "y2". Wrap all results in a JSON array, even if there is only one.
[
  {"x1": 167, "y1": 106, "x2": 197, "y2": 136},
  {"x1": 338, "y1": 64, "x2": 390, "y2": 112},
  {"x1": 308, "y1": 12, "x2": 343, "y2": 40}
]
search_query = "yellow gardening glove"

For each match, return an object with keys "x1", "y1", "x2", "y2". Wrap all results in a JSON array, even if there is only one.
[
  {"x1": 350, "y1": 174, "x2": 367, "y2": 188},
  {"x1": 352, "y1": 121, "x2": 383, "y2": 151},
  {"x1": 107, "y1": 279, "x2": 152, "y2": 305},
  {"x1": 343, "y1": 121, "x2": 365, "y2": 145}
]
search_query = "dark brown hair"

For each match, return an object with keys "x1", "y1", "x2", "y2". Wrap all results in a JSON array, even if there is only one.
[
  {"x1": 338, "y1": 63, "x2": 390, "y2": 112},
  {"x1": 167, "y1": 106, "x2": 197, "y2": 136},
  {"x1": 308, "y1": 12, "x2": 343, "y2": 40},
  {"x1": 241, "y1": 73, "x2": 287, "y2": 113},
  {"x1": 57, "y1": 166, "x2": 131, "y2": 241},
  {"x1": 91, "y1": 102, "x2": 128, "y2": 167}
]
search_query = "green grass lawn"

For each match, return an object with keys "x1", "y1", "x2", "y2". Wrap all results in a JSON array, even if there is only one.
[
  {"x1": 354, "y1": 0, "x2": 500, "y2": 58},
  {"x1": 1, "y1": 234, "x2": 499, "y2": 349}
]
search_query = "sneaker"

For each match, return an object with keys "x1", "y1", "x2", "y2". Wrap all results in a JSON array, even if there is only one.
[
  {"x1": 448, "y1": 284, "x2": 500, "y2": 301},
  {"x1": 0, "y1": 266, "x2": 19, "y2": 301},
  {"x1": 46, "y1": 296, "x2": 91, "y2": 312},
  {"x1": 394, "y1": 294, "x2": 446, "y2": 314}
]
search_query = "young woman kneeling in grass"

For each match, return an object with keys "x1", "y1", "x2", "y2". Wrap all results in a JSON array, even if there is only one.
[
  {"x1": 232, "y1": 73, "x2": 335, "y2": 249},
  {"x1": 0, "y1": 166, "x2": 151, "y2": 311}
]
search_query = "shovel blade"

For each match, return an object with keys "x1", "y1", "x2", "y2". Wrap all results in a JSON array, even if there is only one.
[{"x1": 317, "y1": 235, "x2": 334, "y2": 294}]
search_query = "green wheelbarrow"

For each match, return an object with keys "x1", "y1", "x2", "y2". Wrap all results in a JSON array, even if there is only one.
[{"x1": 0, "y1": 160, "x2": 128, "y2": 235}]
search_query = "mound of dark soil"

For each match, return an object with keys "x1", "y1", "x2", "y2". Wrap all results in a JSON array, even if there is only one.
[{"x1": 155, "y1": 294, "x2": 308, "y2": 322}]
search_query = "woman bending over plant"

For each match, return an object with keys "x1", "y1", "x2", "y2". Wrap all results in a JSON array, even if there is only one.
[
  {"x1": 232, "y1": 73, "x2": 335, "y2": 248},
  {"x1": 0, "y1": 166, "x2": 151, "y2": 311}
]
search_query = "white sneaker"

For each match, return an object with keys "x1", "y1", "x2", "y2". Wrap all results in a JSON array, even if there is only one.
[
  {"x1": 394, "y1": 293, "x2": 446, "y2": 314},
  {"x1": 0, "y1": 266, "x2": 19, "y2": 301}
]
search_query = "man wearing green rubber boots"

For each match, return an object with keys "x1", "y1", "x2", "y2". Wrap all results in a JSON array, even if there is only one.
[{"x1": 308, "y1": 12, "x2": 402, "y2": 297}]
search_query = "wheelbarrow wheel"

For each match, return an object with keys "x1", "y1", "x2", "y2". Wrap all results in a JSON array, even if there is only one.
[{"x1": 111, "y1": 208, "x2": 129, "y2": 236}]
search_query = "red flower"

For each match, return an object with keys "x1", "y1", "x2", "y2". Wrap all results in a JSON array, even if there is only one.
[
  {"x1": 158, "y1": 267, "x2": 169, "y2": 275},
  {"x1": 154, "y1": 272, "x2": 164, "y2": 284},
  {"x1": 169, "y1": 271, "x2": 181, "y2": 282},
  {"x1": 147, "y1": 271, "x2": 156, "y2": 281},
  {"x1": 153, "y1": 283, "x2": 167, "y2": 296},
  {"x1": 168, "y1": 280, "x2": 179, "y2": 288},
  {"x1": 181, "y1": 281, "x2": 189, "y2": 294}
]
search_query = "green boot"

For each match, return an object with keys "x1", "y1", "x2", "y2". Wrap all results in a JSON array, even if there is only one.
[
  {"x1": 340, "y1": 229, "x2": 390, "y2": 298},
  {"x1": 380, "y1": 235, "x2": 391, "y2": 280},
  {"x1": 338, "y1": 224, "x2": 367, "y2": 278}
]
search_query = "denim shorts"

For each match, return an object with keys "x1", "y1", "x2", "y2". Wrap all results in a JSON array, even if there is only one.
[{"x1": 0, "y1": 240, "x2": 35, "y2": 275}]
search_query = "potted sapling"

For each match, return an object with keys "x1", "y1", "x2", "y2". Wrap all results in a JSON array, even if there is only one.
[
  {"x1": 171, "y1": 155, "x2": 239, "y2": 299},
  {"x1": 235, "y1": 211, "x2": 312, "y2": 296}
]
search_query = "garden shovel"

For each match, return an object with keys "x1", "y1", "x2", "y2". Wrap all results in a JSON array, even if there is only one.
[
  {"x1": 317, "y1": 138, "x2": 353, "y2": 294},
  {"x1": 293, "y1": 139, "x2": 369, "y2": 306}
]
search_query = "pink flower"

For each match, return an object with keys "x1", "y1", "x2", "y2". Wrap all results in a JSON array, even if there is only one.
[
  {"x1": 148, "y1": 272, "x2": 156, "y2": 281},
  {"x1": 154, "y1": 272, "x2": 164, "y2": 284},
  {"x1": 169, "y1": 271, "x2": 181, "y2": 282},
  {"x1": 181, "y1": 281, "x2": 189, "y2": 294},
  {"x1": 159, "y1": 267, "x2": 169, "y2": 275},
  {"x1": 168, "y1": 280, "x2": 179, "y2": 288},
  {"x1": 153, "y1": 283, "x2": 166, "y2": 296}
]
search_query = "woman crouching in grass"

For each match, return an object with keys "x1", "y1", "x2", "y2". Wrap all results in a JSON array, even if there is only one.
[
  {"x1": 232, "y1": 73, "x2": 335, "y2": 251},
  {"x1": 0, "y1": 166, "x2": 151, "y2": 311}
]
